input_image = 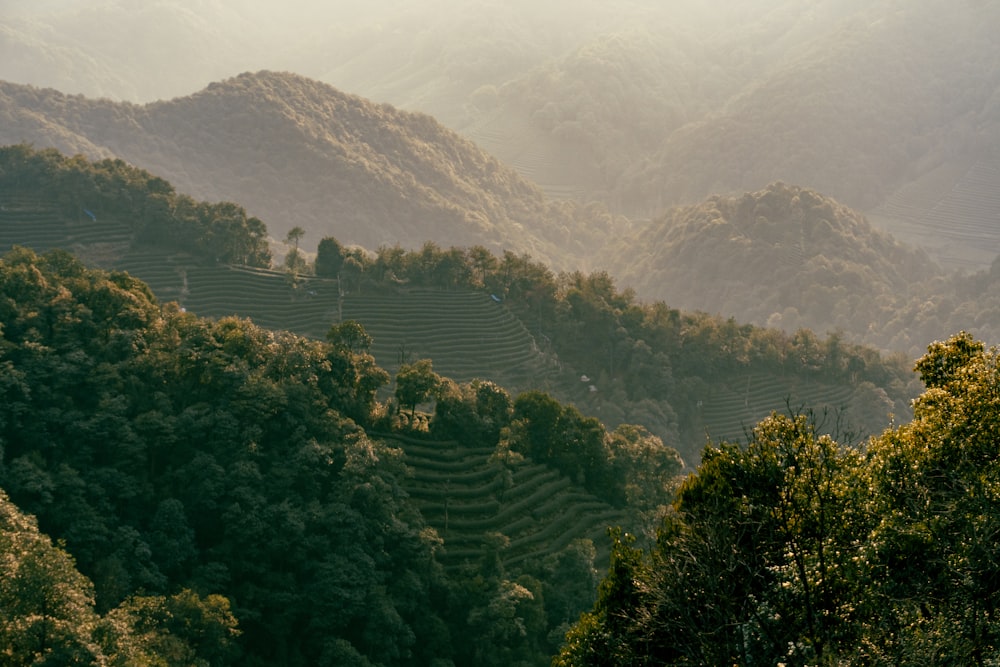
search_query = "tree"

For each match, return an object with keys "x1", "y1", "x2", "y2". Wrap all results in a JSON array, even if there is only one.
[
  {"x1": 284, "y1": 226, "x2": 307, "y2": 275},
  {"x1": 326, "y1": 320, "x2": 372, "y2": 355},
  {"x1": 607, "y1": 423, "x2": 683, "y2": 514},
  {"x1": 0, "y1": 489, "x2": 105, "y2": 665},
  {"x1": 556, "y1": 411, "x2": 869, "y2": 665},
  {"x1": 0, "y1": 489, "x2": 239, "y2": 665},
  {"x1": 315, "y1": 236, "x2": 346, "y2": 278},
  {"x1": 340, "y1": 255, "x2": 364, "y2": 294},
  {"x1": 862, "y1": 333, "x2": 1000, "y2": 664},
  {"x1": 394, "y1": 359, "x2": 441, "y2": 418},
  {"x1": 100, "y1": 590, "x2": 240, "y2": 666}
]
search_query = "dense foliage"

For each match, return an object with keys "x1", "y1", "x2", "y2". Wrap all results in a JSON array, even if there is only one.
[
  {"x1": 325, "y1": 236, "x2": 916, "y2": 464},
  {"x1": 0, "y1": 247, "x2": 451, "y2": 665},
  {"x1": 0, "y1": 144, "x2": 271, "y2": 266},
  {"x1": 0, "y1": 487, "x2": 240, "y2": 665},
  {"x1": 0, "y1": 247, "x2": 686, "y2": 665},
  {"x1": 557, "y1": 332, "x2": 1000, "y2": 665}
]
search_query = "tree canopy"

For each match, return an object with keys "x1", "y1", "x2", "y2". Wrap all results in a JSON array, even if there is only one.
[
  {"x1": 0, "y1": 247, "x2": 446, "y2": 665},
  {"x1": 0, "y1": 144, "x2": 271, "y2": 267},
  {"x1": 557, "y1": 332, "x2": 1000, "y2": 665},
  {"x1": 0, "y1": 246, "x2": 685, "y2": 665}
]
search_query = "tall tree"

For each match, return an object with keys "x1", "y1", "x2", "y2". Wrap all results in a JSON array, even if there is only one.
[
  {"x1": 395, "y1": 359, "x2": 441, "y2": 418},
  {"x1": 314, "y1": 236, "x2": 346, "y2": 278},
  {"x1": 284, "y1": 226, "x2": 307, "y2": 275}
]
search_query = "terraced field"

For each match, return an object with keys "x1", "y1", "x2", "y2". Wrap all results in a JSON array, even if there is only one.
[
  {"x1": 0, "y1": 193, "x2": 136, "y2": 267},
  {"x1": 341, "y1": 286, "x2": 560, "y2": 387},
  {"x1": 870, "y1": 159, "x2": 1000, "y2": 271},
  {"x1": 694, "y1": 372, "x2": 857, "y2": 444},
  {"x1": 106, "y1": 257, "x2": 565, "y2": 395},
  {"x1": 385, "y1": 433, "x2": 625, "y2": 570},
  {"x1": 0, "y1": 195, "x2": 70, "y2": 254}
]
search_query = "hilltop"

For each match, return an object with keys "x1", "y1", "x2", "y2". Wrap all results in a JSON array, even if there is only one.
[
  {"x1": 606, "y1": 182, "x2": 1000, "y2": 358},
  {"x1": 608, "y1": 183, "x2": 934, "y2": 345},
  {"x1": 0, "y1": 71, "x2": 617, "y2": 268},
  {"x1": 446, "y1": 0, "x2": 1000, "y2": 272}
]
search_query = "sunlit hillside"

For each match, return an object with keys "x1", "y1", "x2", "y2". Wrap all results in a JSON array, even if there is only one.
[
  {"x1": 607, "y1": 182, "x2": 1000, "y2": 358},
  {"x1": 0, "y1": 72, "x2": 619, "y2": 269}
]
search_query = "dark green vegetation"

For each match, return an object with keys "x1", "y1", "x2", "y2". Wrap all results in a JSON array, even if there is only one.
[
  {"x1": 0, "y1": 71, "x2": 619, "y2": 270},
  {"x1": 0, "y1": 146, "x2": 918, "y2": 466},
  {"x1": 0, "y1": 144, "x2": 271, "y2": 268},
  {"x1": 0, "y1": 146, "x2": 926, "y2": 664},
  {"x1": 0, "y1": 247, "x2": 634, "y2": 665},
  {"x1": 558, "y1": 332, "x2": 1000, "y2": 665},
  {"x1": 0, "y1": 487, "x2": 239, "y2": 665}
]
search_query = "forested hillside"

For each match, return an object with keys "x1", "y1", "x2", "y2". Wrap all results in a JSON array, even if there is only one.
[
  {"x1": 558, "y1": 333, "x2": 1000, "y2": 665},
  {"x1": 0, "y1": 146, "x2": 919, "y2": 467},
  {"x1": 4, "y1": 145, "x2": 993, "y2": 664},
  {"x1": 609, "y1": 182, "x2": 1000, "y2": 359},
  {"x1": 0, "y1": 247, "x2": 683, "y2": 665},
  {"x1": 4, "y1": 2, "x2": 1000, "y2": 662},
  {"x1": 0, "y1": 72, "x2": 619, "y2": 269}
]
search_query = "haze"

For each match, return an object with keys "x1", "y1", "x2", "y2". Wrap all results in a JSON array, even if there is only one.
[{"x1": 3, "y1": 0, "x2": 999, "y2": 271}]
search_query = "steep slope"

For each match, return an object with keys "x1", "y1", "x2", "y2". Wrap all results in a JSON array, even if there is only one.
[{"x1": 0, "y1": 71, "x2": 615, "y2": 268}]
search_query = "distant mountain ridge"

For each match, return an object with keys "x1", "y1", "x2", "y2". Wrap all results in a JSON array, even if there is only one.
[
  {"x1": 0, "y1": 71, "x2": 616, "y2": 268},
  {"x1": 5, "y1": 1, "x2": 999, "y2": 272},
  {"x1": 605, "y1": 182, "x2": 1000, "y2": 358}
]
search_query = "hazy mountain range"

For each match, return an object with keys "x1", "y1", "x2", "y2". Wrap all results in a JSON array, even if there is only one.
[
  {"x1": 3, "y1": 0, "x2": 1000, "y2": 357},
  {"x1": 0, "y1": 71, "x2": 619, "y2": 269},
  {"x1": 4, "y1": 0, "x2": 999, "y2": 272}
]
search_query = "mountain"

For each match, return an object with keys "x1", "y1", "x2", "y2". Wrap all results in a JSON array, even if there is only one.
[
  {"x1": 468, "y1": 1, "x2": 1000, "y2": 260},
  {"x1": 0, "y1": 71, "x2": 617, "y2": 268},
  {"x1": 605, "y1": 182, "x2": 978, "y2": 358},
  {"x1": 5, "y1": 1, "x2": 1000, "y2": 272},
  {"x1": 620, "y1": 1, "x2": 1000, "y2": 203}
]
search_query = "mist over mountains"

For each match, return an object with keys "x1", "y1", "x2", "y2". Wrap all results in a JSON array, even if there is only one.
[
  {"x1": 5, "y1": 4, "x2": 1000, "y2": 662},
  {"x1": 4, "y1": 0, "x2": 999, "y2": 273},
  {"x1": 0, "y1": 71, "x2": 618, "y2": 269},
  {"x1": 3, "y1": 0, "x2": 1000, "y2": 355}
]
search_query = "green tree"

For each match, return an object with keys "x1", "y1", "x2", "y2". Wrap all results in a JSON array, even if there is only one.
[
  {"x1": 861, "y1": 332, "x2": 1000, "y2": 664},
  {"x1": 607, "y1": 423, "x2": 683, "y2": 515},
  {"x1": 326, "y1": 320, "x2": 373, "y2": 355},
  {"x1": 0, "y1": 489, "x2": 105, "y2": 665},
  {"x1": 556, "y1": 412, "x2": 869, "y2": 665},
  {"x1": 284, "y1": 226, "x2": 307, "y2": 275},
  {"x1": 314, "y1": 236, "x2": 346, "y2": 278},
  {"x1": 394, "y1": 359, "x2": 441, "y2": 419}
]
